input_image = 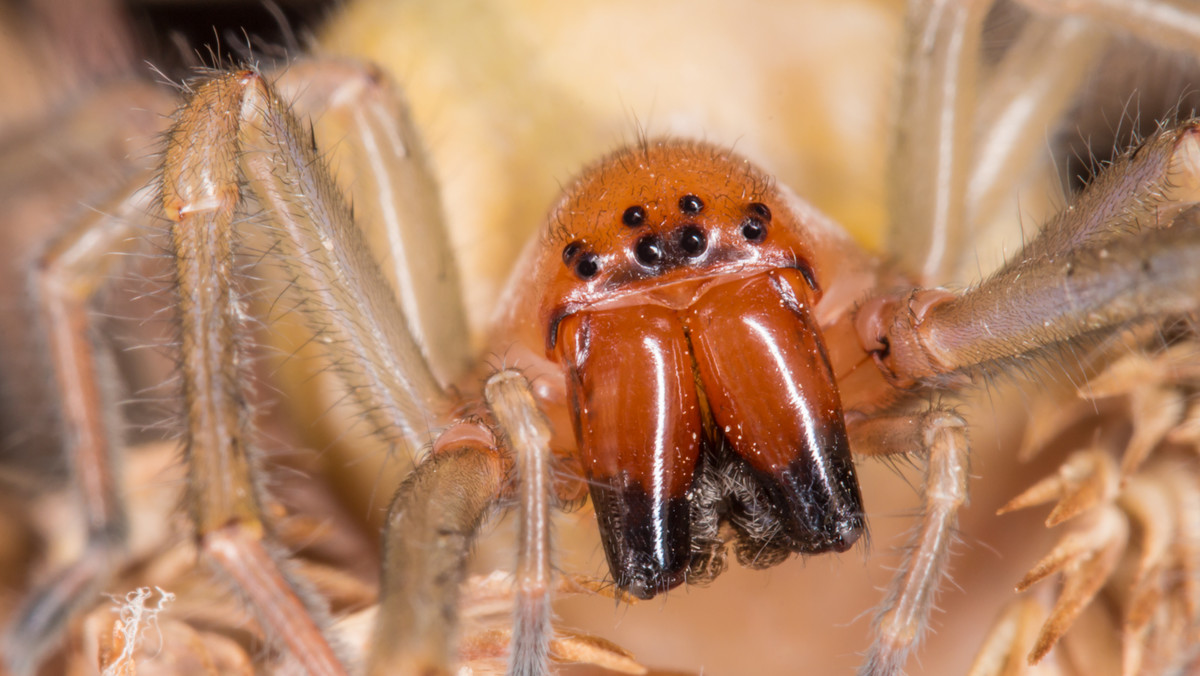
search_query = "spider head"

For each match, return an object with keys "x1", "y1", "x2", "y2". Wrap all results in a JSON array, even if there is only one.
[{"x1": 541, "y1": 141, "x2": 864, "y2": 598}]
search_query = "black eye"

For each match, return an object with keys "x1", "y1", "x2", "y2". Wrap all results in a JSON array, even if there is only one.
[
  {"x1": 749, "y1": 202, "x2": 772, "y2": 221},
  {"x1": 679, "y1": 194, "x2": 704, "y2": 214},
  {"x1": 562, "y1": 241, "x2": 582, "y2": 264},
  {"x1": 741, "y1": 218, "x2": 766, "y2": 242},
  {"x1": 575, "y1": 253, "x2": 600, "y2": 279},
  {"x1": 678, "y1": 226, "x2": 707, "y2": 257},
  {"x1": 635, "y1": 236, "x2": 664, "y2": 265},
  {"x1": 796, "y1": 260, "x2": 819, "y2": 292},
  {"x1": 622, "y1": 205, "x2": 646, "y2": 227}
]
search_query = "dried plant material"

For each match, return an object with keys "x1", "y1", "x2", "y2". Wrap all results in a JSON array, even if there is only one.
[
  {"x1": 452, "y1": 572, "x2": 518, "y2": 622},
  {"x1": 1117, "y1": 475, "x2": 1175, "y2": 592},
  {"x1": 560, "y1": 574, "x2": 640, "y2": 604},
  {"x1": 990, "y1": 326, "x2": 1200, "y2": 672},
  {"x1": 1164, "y1": 471, "x2": 1200, "y2": 625},
  {"x1": 1080, "y1": 344, "x2": 1200, "y2": 399},
  {"x1": 98, "y1": 587, "x2": 175, "y2": 676},
  {"x1": 94, "y1": 617, "x2": 256, "y2": 676},
  {"x1": 998, "y1": 421, "x2": 1200, "y2": 671},
  {"x1": 998, "y1": 449, "x2": 1118, "y2": 527},
  {"x1": 1119, "y1": 388, "x2": 1185, "y2": 477},
  {"x1": 1016, "y1": 396, "x2": 1099, "y2": 463},
  {"x1": 1140, "y1": 594, "x2": 1197, "y2": 675},
  {"x1": 1078, "y1": 354, "x2": 1152, "y2": 400},
  {"x1": 1075, "y1": 346, "x2": 1193, "y2": 476},
  {"x1": 286, "y1": 559, "x2": 377, "y2": 612},
  {"x1": 331, "y1": 569, "x2": 652, "y2": 673},
  {"x1": 459, "y1": 627, "x2": 510, "y2": 665},
  {"x1": 1121, "y1": 560, "x2": 1167, "y2": 676},
  {"x1": 454, "y1": 626, "x2": 650, "y2": 674},
  {"x1": 455, "y1": 571, "x2": 638, "y2": 624},
  {"x1": 1058, "y1": 603, "x2": 1121, "y2": 676},
  {"x1": 328, "y1": 606, "x2": 376, "y2": 665},
  {"x1": 1012, "y1": 370, "x2": 1095, "y2": 464},
  {"x1": 549, "y1": 630, "x2": 649, "y2": 674},
  {"x1": 1165, "y1": 400, "x2": 1200, "y2": 447},
  {"x1": 1117, "y1": 468, "x2": 1200, "y2": 675},
  {"x1": 967, "y1": 597, "x2": 1047, "y2": 676},
  {"x1": 1020, "y1": 506, "x2": 1128, "y2": 662}
]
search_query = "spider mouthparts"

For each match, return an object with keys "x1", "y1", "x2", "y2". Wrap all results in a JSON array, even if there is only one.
[
  {"x1": 685, "y1": 270, "x2": 865, "y2": 557},
  {"x1": 557, "y1": 304, "x2": 702, "y2": 599},
  {"x1": 738, "y1": 453, "x2": 865, "y2": 556},
  {"x1": 828, "y1": 515, "x2": 865, "y2": 553},
  {"x1": 588, "y1": 476, "x2": 692, "y2": 599}
]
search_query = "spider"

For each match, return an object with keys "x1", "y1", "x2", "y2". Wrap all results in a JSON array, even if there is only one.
[{"x1": 3, "y1": 0, "x2": 1200, "y2": 675}]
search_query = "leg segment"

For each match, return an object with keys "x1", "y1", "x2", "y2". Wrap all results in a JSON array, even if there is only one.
[
  {"x1": 3, "y1": 180, "x2": 152, "y2": 675},
  {"x1": 164, "y1": 64, "x2": 542, "y2": 676},
  {"x1": 861, "y1": 122, "x2": 1200, "y2": 388},
  {"x1": 368, "y1": 435, "x2": 508, "y2": 676},
  {"x1": 273, "y1": 60, "x2": 472, "y2": 388},
  {"x1": 968, "y1": 16, "x2": 1105, "y2": 229},
  {"x1": 367, "y1": 369, "x2": 554, "y2": 676},
  {"x1": 848, "y1": 409, "x2": 969, "y2": 676},
  {"x1": 162, "y1": 66, "x2": 466, "y2": 673},
  {"x1": 891, "y1": 0, "x2": 1115, "y2": 283},
  {"x1": 887, "y1": 0, "x2": 991, "y2": 284},
  {"x1": 1017, "y1": 0, "x2": 1200, "y2": 54},
  {"x1": 484, "y1": 371, "x2": 554, "y2": 676},
  {"x1": 163, "y1": 72, "x2": 348, "y2": 676},
  {"x1": 165, "y1": 69, "x2": 453, "y2": 457}
]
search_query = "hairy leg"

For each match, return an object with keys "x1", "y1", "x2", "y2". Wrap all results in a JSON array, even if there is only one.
[
  {"x1": 4, "y1": 178, "x2": 155, "y2": 674},
  {"x1": 848, "y1": 409, "x2": 970, "y2": 676},
  {"x1": 860, "y1": 122, "x2": 1200, "y2": 389},
  {"x1": 368, "y1": 436, "x2": 508, "y2": 676}
]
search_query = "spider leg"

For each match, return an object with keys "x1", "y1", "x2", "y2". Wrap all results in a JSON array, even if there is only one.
[
  {"x1": 888, "y1": 0, "x2": 990, "y2": 284},
  {"x1": 367, "y1": 371, "x2": 554, "y2": 676},
  {"x1": 368, "y1": 427, "x2": 509, "y2": 676},
  {"x1": 1017, "y1": 0, "x2": 1200, "y2": 55},
  {"x1": 273, "y1": 59, "x2": 472, "y2": 387},
  {"x1": 167, "y1": 68, "x2": 455, "y2": 456},
  {"x1": 163, "y1": 61, "x2": 482, "y2": 670},
  {"x1": 270, "y1": 61, "x2": 557, "y2": 673},
  {"x1": 848, "y1": 409, "x2": 970, "y2": 676},
  {"x1": 486, "y1": 371, "x2": 554, "y2": 676},
  {"x1": 860, "y1": 122, "x2": 1200, "y2": 389},
  {"x1": 1014, "y1": 121, "x2": 1200, "y2": 262},
  {"x1": 968, "y1": 15, "x2": 1105, "y2": 230},
  {"x1": 163, "y1": 71, "x2": 354, "y2": 676},
  {"x1": 163, "y1": 64, "x2": 556, "y2": 674},
  {"x1": 891, "y1": 0, "x2": 1109, "y2": 284},
  {"x1": 3, "y1": 177, "x2": 155, "y2": 675}
]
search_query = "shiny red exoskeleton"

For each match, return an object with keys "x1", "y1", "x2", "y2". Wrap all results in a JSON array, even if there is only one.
[{"x1": 493, "y1": 139, "x2": 887, "y2": 598}]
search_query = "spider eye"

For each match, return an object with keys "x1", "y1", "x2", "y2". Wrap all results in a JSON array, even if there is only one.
[
  {"x1": 796, "y1": 260, "x2": 819, "y2": 292},
  {"x1": 622, "y1": 205, "x2": 647, "y2": 227},
  {"x1": 575, "y1": 253, "x2": 600, "y2": 279},
  {"x1": 741, "y1": 218, "x2": 766, "y2": 242},
  {"x1": 562, "y1": 241, "x2": 583, "y2": 264},
  {"x1": 679, "y1": 194, "x2": 704, "y2": 214},
  {"x1": 678, "y1": 226, "x2": 707, "y2": 257},
  {"x1": 749, "y1": 202, "x2": 772, "y2": 221},
  {"x1": 635, "y1": 236, "x2": 664, "y2": 265}
]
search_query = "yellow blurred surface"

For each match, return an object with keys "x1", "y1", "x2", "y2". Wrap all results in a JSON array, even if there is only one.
[{"x1": 320, "y1": 0, "x2": 900, "y2": 330}]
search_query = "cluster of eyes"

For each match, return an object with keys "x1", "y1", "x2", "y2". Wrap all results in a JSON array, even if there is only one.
[{"x1": 562, "y1": 195, "x2": 773, "y2": 280}]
